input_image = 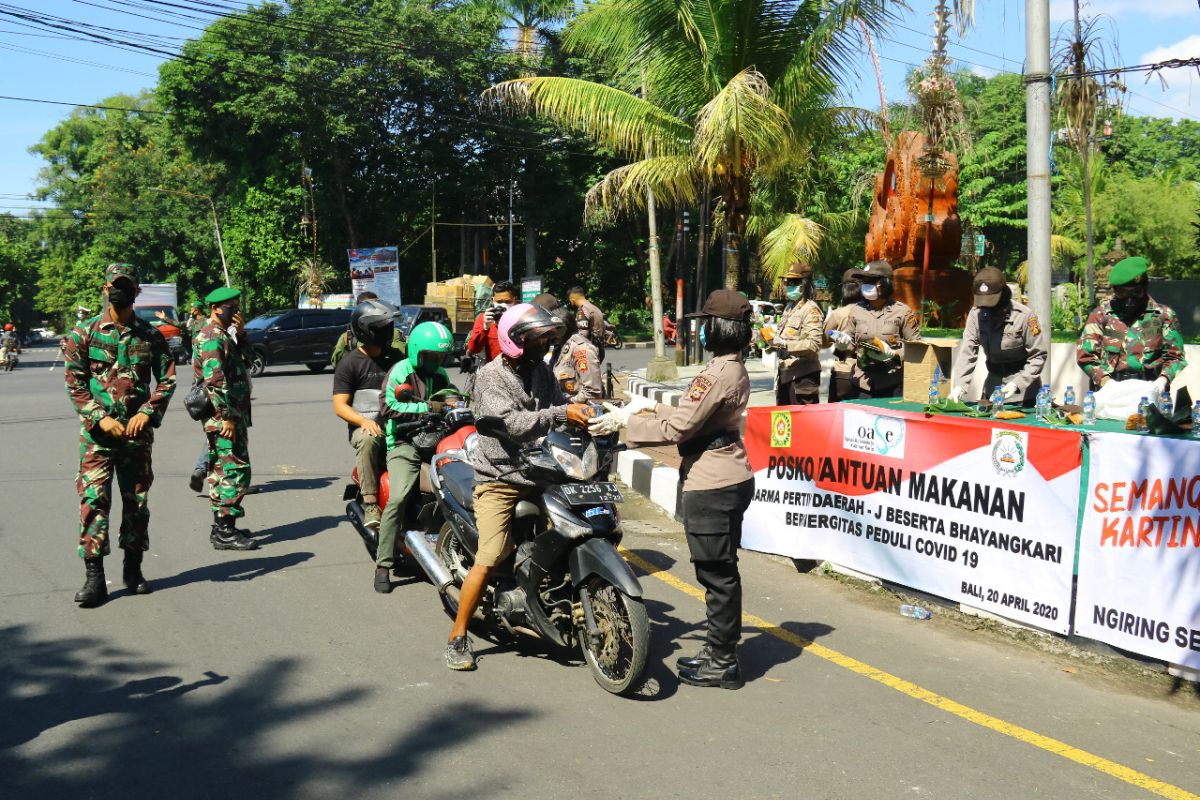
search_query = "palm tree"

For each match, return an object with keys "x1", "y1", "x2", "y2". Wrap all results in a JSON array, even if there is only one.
[
  {"x1": 498, "y1": 0, "x2": 575, "y2": 59},
  {"x1": 484, "y1": 0, "x2": 896, "y2": 291}
]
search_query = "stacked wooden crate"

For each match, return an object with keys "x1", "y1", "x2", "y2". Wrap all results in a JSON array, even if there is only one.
[{"x1": 424, "y1": 275, "x2": 480, "y2": 331}]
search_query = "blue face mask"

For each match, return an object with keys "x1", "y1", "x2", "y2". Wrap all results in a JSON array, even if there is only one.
[
  {"x1": 785, "y1": 285, "x2": 802, "y2": 301},
  {"x1": 699, "y1": 323, "x2": 708, "y2": 350}
]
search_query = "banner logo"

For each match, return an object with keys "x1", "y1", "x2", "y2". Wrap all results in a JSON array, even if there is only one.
[
  {"x1": 770, "y1": 411, "x2": 792, "y2": 448},
  {"x1": 842, "y1": 409, "x2": 906, "y2": 459},
  {"x1": 991, "y1": 429, "x2": 1027, "y2": 477}
]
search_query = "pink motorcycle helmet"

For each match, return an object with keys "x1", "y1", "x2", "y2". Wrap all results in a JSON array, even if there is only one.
[{"x1": 497, "y1": 303, "x2": 564, "y2": 358}]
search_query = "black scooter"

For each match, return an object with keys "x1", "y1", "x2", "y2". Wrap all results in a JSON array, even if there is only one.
[{"x1": 421, "y1": 417, "x2": 648, "y2": 696}]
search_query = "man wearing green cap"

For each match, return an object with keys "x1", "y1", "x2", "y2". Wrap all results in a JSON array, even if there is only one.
[
  {"x1": 184, "y1": 298, "x2": 210, "y2": 492},
  {"x1": 194, "y1": 286, "x2": 258, "y2": 550},
  {"x1": 1077, "y1": 256, "x2": 1186, "y2": 392},
  {"x1": 62, "y1": 263, "x2": 177, "y2": 607}
]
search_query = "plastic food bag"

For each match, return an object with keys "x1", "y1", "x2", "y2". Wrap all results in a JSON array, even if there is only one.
[{"x1": 1092, "y1": 378, "x2": 1154, "y2": 421}]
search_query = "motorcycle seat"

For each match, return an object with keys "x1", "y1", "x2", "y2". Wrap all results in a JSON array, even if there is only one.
[{"x1": 441, "y1": 459, "x2": 476, "y2": 511}]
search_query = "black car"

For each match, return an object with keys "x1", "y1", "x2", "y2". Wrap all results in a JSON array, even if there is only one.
[{"x1": 245, "y1": 308, "x2": 352, "y2": 376}]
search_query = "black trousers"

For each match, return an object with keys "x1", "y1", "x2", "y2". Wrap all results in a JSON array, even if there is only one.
[
  {"x1": 776, "y1": 370, "x2": 820, "y2": 406},
  {"x1": 681, "y1": 478, "x2": 755, "y2": 653}
]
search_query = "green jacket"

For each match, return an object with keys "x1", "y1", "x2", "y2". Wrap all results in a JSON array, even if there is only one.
[
  {"x1": 194, "y1": 321, "x2": 253, "y2": 431},
  {"x1": 380, "y1": 359, "x2": 454, "y2": 449}
]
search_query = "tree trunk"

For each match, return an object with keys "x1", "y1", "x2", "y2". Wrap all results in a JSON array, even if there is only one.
[
  {"x1": 525, "y1": 225, "x2": 537, "y2": 277},
  {"x1": 329, "y1": 153, "x2": 357, "y2": 249}
]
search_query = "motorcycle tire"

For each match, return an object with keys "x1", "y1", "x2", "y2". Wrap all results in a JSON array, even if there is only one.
[
  {"x1": 435, "y1": 521, "x2": 472, "y2": 619},
  {"x1": 607, "y1": 333, "x2": 624, "y2": 351},
  {"x1": 578, "y1": 577, "x2": 649, "y2": 696}
]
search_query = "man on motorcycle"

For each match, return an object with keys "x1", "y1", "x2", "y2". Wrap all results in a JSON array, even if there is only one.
[
  {"x1": 332, "y1": 299, "x2": 403, "y2": 540},
  {"x1": 376, "y1": 321, "x2": 457, "y2": 594},
  {"x1": 446, "y1": 303, "x2": 593, "y2": 670},
  {"x1": 1, "y1": 323, "x2": 17, "y2": 360}
]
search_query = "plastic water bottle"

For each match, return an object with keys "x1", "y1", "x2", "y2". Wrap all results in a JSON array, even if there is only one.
[
  {"x1": 1063, "y1": 386, "x2": 1076, "y2": 407},
  {"x1": 1160, "y1": 388, "x2": 1174, "y2": 418},
  {"x1": 989, "y1": 385, "x2": 1005, "y2": 417},
  {"x1": 928, "y1": 367, "x2": 941, "y2": 405},
  {"x1": 1192, "y1": 401, "x2": 1200, "y2": 439},
  {"x1": 1137, "y1": 396, "x2": 1150, "y2": 432},
  {"x1": 1082, "y1": 391, "x2": 1096, "y2": 426},
  {"x1": 900, "y1": 604, "x2": 932, "y2": 620},
  {"x1": 1036, "y1": 385, "x2": 1051, "y2": 421}
]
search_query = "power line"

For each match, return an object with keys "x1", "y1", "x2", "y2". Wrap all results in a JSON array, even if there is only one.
[
  {"x1": 0, "y1": 94, "x2": 165, "y2": 113},
  {"x1": 0, "y1": 40, "x2": 158, "y2": 76}
]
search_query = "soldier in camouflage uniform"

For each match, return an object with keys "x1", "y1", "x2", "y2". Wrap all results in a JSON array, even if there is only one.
[
  {"x1": 63, "y1": 263, "x2": 176, "y2": 607},
  {"x1": 185, "y1": 299, "x2": 210, "y2": 492},
  {"x1": 1077, "y1": 256, "x2": 1187, "y2": 393},
  {"x1": 195, "y1": 286, "x2": 258, "y2": 551}
]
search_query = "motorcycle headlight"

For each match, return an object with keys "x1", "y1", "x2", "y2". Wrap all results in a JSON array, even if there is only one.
[
  {"x1": 550, "y1": 441, "x2": 598, "y2": 481},
  {"x1": 546, "y1": 498, "x2": 592, "y2": 540}
]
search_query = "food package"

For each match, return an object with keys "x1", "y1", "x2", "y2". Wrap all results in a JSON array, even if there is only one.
[{"x1": 1093, "y1": 378, "x2": 1154, "y2": 421}]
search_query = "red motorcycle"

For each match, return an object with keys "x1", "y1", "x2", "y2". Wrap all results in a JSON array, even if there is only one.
[
  {"x1": 344, "y1": 389, "x2": 477, "y2": 580},
  {"x1": 662, "y1": 314, "x2": 677, "y2": 345}
]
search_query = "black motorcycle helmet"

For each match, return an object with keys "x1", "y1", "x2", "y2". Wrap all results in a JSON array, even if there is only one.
[{"x1": 350, "y1": 298, "x2": 398, "y2": 347}]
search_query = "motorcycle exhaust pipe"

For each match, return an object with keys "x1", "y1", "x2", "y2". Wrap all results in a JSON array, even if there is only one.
[{"x1": 403, "y1": 529, "x2": 453, "y2": 591}]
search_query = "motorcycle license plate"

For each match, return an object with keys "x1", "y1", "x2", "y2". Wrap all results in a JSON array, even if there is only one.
[{"x1": 561, "y1": 482, "x2": 623, "y2": 506}]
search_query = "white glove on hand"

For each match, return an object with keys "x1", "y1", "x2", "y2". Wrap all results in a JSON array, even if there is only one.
[
  {"x1": 1001, "y1": 382, "x2": 1019, "y2": 398},
  {"x1": 589, "y1": 402, "x2": 630, "y2": 435},
  {"x1": 622, "y1": 392, "x2": 656, "y2": 415},
  {"x1": 827, "y1": 329, "x2": 853, "y2": 350},
  {"x1": 1153, "y1": 375, "x2": 1170, "y2": 395},
  {"x1": 948, "y1": 385, "x2": 966, "y2": 403}
]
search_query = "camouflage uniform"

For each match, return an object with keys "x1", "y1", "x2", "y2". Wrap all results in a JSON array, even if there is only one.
[
  {"x1": 63, "y1": 313, "x2": 176, "y2": 558},
  {"x1": 195, "y1": 320, "x2": 254, "y2": 519},
  {"x1": 1076, "y1": 297, "x2": 1187, "y2": 389}
]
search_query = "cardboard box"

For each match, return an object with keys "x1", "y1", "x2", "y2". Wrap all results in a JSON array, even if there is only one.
[{"x1": 903, "y1": 338, "x2": 957, "y2": 404}]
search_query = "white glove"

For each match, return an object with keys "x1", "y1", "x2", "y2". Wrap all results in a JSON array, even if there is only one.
[
  {"x1": 622, "y1": 392, "x2": 656, "y2": 415},
  {"x1": 589, "y1": 402, "x2": 630, "y2": 435},
  {"x1": 948, "y1": 385, "x2": 966, "y2": 403},
  {"x1": 1153, "y1": 375, "x2": 1170, "y2": 395},
  {"x1": 1001, "y1": 381, "x2": 1019, "y2": 398},
  {"x1": 827, "y1": 329, "x2": 853, "y2": 350}
]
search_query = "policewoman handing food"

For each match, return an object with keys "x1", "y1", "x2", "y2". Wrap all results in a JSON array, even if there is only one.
[{"x1": 589, "y1": 290, "x2": 754, "y2": 690}]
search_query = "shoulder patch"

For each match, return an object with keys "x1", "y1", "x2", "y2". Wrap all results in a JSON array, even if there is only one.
[
  {"x1": 1028, "y1": 314, "x2": 1041, "y2": 337},
  {"x1": 687, "y1": 374, "x2": 714, "y2": 401},
  {"x1": 574, "y1": 351, "x2": 589, "y2": 373}
]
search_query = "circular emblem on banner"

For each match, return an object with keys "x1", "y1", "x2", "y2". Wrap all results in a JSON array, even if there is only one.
[
  {"x1": 770, "y1": 410, "x2": 793, "y2": 448},
  {"x1": 991, "y1": 430, "x2": 1026, "y2": 477}
]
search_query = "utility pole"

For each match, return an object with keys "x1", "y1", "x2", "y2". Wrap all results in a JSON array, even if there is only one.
[
  {"x1": 1026, "y1": 0, "x2": 1053, "y2": 382},
  {"x1": 149, "y1": 187, "x2": 230, "y2": 287},
  {"x1": 431, "y1": 182, "x2": 438, "y2": 282},
  {"x1": 507, "y1": 170, "x2": 515, "y2": 284}
]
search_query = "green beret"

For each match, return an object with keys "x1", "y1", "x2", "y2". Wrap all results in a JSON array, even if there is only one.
[
  {"x1": 188, "y1": 299, "x2": 204, "y2": 311},
  {"x1": 205, "y1": 286, "x2": 241, "y2": 305},
  {"x1": 1109, "y1": 256, "x2": 1148, "y2": 287},
  {"x1": 105, "y1": 263, "x2": 138, "y2": 284}
]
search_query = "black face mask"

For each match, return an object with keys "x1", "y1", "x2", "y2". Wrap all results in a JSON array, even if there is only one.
[
  {"x1": 107, "y1": 284, "x2": 134, "y2": 310},
  {"x1": 215, "y1": 305, "x2": 236, "y2": 326},
  {"x1": 1111, "y1": 294, "x2": 1147, "y2": 319}
]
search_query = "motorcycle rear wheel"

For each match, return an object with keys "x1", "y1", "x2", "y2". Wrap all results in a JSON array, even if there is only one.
[
  {"x1": 435, "y1": 521, "x2": 471, "y2": 618},
  {"x1": 578, "y1": 577, "x2": 648, "y2": 695}
]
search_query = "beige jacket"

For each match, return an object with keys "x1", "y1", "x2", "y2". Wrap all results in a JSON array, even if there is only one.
[{"x1": 773, "y1": 299, "x2": 823, "y2": 382}]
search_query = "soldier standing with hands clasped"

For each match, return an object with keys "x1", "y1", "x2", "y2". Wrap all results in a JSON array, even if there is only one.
[
  {"x1": 949, "y1": 267, "x2": 1048, "y2": 406},
  {"x1": 590, "y1": 290, "x2": 754, "y2": 689},
  {"x1": 63, "y1": 263, "x2": 176, "y2": 607},
  {"x1": 195, "y1": 286, "x2": 258, "y2": 551}
]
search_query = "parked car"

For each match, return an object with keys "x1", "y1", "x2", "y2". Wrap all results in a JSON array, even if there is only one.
[
  {"x1": 244, "y1": 308, "x2": 353, "y2": 376},
  {"x1": 132, "y1": 306, "x2": 188, "y2": 365},
  {"x1": 394, "y1": 305, "x2": 468, "y2": 364}
]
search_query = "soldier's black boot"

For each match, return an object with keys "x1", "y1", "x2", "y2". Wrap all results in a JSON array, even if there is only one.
[
  {"x1": 211, "y1": 517, "x2": 258, "y2": 551},
  {"x1": 74, "y1": 557, "x2": 108, "y2": 607},
  {"x1": 122, "y1": 549, "x2": 151, "y2": 594},
  {"x1": 675, "y1": 643, "x2": 713, "y2": 670},
  {"x1": 210, "y1": 512, "x2": 253, "y2": 539},
  {"x1": 678, "y1": 647, "x2": 744, "y2": 690}
]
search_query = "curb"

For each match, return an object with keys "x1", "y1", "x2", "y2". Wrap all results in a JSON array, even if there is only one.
[
  {"x1": 616, "y1": 448, "x2": 681, "y2": 519},
  {"x1": 620, "y1": 341, "x2": 655, "y2": 349},
  {"x1": 626, "y1": 376, "x2": 684, "y2": 407}
]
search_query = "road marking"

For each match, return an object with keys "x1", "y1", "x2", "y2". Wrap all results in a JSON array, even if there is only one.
[{"x1": 619, "y1": 547, "x2": 1199, "y2": 800}]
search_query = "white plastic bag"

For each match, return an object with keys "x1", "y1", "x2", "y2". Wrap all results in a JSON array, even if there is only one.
[
  {"x1": 1092, "y1": 378, "x2": 1153, "y2": 421},
  {"x1": 761, "y1": 347, "x2": 778, "y2": 375}
]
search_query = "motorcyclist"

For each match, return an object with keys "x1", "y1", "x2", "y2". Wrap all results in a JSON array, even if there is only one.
[
  {"x1": 375, "y1": 321, "x2": 458, "y2": 594},
  {"x1": 1, "y1": 323, "x2": 17, "y2": 369},
  {"x1": 445, "y1": 303, "x2": 593, "y2": 671}
]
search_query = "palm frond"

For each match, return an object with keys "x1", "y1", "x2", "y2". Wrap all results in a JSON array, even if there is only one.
[
  {"x1": 759, "y1": 213, "x2": 824, "y2": 280},
  {"x1": 483, "y1": 77, "x2": 692, "y2": 159},
  {"x1": 583, "y1": 155, "x2": 699, "y2": 223},
  {"x1": 693, "y1": 69, "x2": 794, "y2": 174}
]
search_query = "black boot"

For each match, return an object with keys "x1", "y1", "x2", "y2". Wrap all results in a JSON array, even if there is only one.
[
  {"x1": 74, "y1": 557, "x2": 108, "y2": 607},
  {"x1": 678, "y1": 648, "x2": 744, "y2": 690},
  {"x1": 211, "y1": 512, "x2": 252, "y2": 538},
  {"x1": 189, "y1": 469, "x2": 206, "y2": 494},
  {"x1": 675, "y1": 643, "x2": 713, "y2": 670},
  {"x1": 373, "y1": 566, "x2": 392, "y2": 594},
  {"x1": 122, "y1": 549, "x2": 151, "y2": 594},
  {"x1": 211, "y1": 517, "x2": 258, "y2": 551}
]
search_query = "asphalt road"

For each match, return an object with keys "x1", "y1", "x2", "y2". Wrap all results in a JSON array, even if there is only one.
[{"x1": 2, "y1": 346, "x2": 1199, "y2": 800}]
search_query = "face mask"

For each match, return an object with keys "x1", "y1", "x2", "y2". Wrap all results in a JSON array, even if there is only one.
[
  {"x1": 979, "y1": 308, "x2": 993, "y2": 321},
  {"x1": 1111, "y1": 294, "x2": 1146, "y2": 317},
  {"x1": 785, "y1": 285, "x2": 802, "y2": 301},
  {"x1": 860, "y1": 284, "x2": 880, "y2": 301},
  {"x1": 106, "y1": 284, "x2": 134, "y2": 310},
  {"x1": 215, "y1": 305, "x2": 236, "y2": 326},
  {"x1": 699, "y1": 323, "x2": 708, "y2": 350}
]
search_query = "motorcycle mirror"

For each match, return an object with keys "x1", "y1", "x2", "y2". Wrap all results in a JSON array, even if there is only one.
[
  {"x1": 394, "y1": 384, "x2": 414, "y2": 402},
  {"x1": 474, "y1": 415, "x2": 509, "y2": 440}
]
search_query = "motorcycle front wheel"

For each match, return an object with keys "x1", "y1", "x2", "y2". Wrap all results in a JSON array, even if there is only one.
[
  {"x1": 607, "y1": 332, "x2": 624, "y2": 350},
  {"x1": 578, "y1": 577, "x2": 648, "y2": 695}
]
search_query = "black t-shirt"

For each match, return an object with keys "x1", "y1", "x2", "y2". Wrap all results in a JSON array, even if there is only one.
[{"x1": 332, "y1": 347, "x2": 401, "y2": 436}]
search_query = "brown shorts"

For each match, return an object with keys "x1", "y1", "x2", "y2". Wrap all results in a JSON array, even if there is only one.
[{"x1": 473, "y1": 481, "x2": 538, "y2": 567}]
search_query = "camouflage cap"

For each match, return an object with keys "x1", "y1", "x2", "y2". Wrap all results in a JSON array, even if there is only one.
[
  {"x1": 1109, "y1": 256, "x2": 1149, "y2": 287},
  {"x1": 205, "y1": 286, "x2": 241, "y2": 305},
  {"x1": 105, "y1": 263, "x2": 138, "y2": 284}
]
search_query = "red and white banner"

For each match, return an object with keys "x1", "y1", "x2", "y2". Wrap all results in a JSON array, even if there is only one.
[
  {"x1": 743, "y1": 403, "x2": 1083, "y2": 633},
  {"x1": 1075, "y1": 432, "x2": 1200, "y2": 667}
]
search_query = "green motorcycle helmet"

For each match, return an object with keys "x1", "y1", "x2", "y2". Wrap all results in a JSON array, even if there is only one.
[{"x1": 408, "y1": 320, "x2": 454, "y2": 373}]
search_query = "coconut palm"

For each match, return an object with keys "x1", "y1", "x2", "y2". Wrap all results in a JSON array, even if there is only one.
[
  {"x1": 484, "y1": 0, "x2": 896, "y2": 290},
  {"x1": 498, "y1": 0, "x2": 576, "y2": 59}
]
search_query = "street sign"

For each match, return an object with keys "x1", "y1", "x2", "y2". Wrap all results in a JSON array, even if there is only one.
[
  {"x1": 521, "y1": 276, "x2": 543, "y2": 302},
  {"x1": 975, "y1": 234, "x2": 986, "y2": 257}
]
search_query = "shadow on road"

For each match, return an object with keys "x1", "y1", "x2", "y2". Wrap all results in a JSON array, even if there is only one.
[
  {"x1": 0, "y1": 624, "x2": 532, "y2": 797},
  {"x1": 254, "y1": 476, "x2": 339, "y2": 493},
  {"x1": 256, "y1": 514, "x2": 343, "y2": 544},
  {"x1": 150, "y1": 551, "x2": 315, "y2": 592}
]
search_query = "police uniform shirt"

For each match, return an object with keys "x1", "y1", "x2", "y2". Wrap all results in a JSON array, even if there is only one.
[
  {"x1": 951, "y1": 301, "x2": 1047, "y2": 395},
  {"x1": 554, "y1": 333, "x2": 602, "y2": 402},
  {"x1": 624, "y1": 353, "x2": 752, "y2": 491},
  {"x1": 773, "y1": 299, "x2": 823, "y2": 382},
  {"x1": 837, "y1": 299, "x2": 920, "y2": 389}
]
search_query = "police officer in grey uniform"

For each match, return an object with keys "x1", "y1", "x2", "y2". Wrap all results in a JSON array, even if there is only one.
[
  {"x1": 950, "y1": 267, "x2": 1048, "y2": 407},
  {"x1": 828, "y1": 260, "x2": 920, "y2": 398},
  {"x1": 590, "y1": 289, "x2": 754, "y2": 689}
]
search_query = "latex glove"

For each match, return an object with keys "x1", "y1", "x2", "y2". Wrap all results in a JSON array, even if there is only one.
[
  {"x1": 1001, "y1": 381, "x2": 1019, "y2": 398},
  {"x1": 827, "y1": 329, "x2": 853, "y2": 350},
  {"x1": 589, "y1": 405, "x2": 628, "y2": 435},
  {"x1": 622, "y1": 392, "x2": 656, "y2": 415},
  {"x1": 1153, "y1": 375, "x2": 1170, "y2": 395},
  {"x1": 948, "y1": 385, "x2": 966, "y2": 403}
]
